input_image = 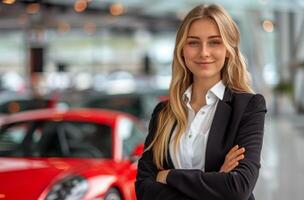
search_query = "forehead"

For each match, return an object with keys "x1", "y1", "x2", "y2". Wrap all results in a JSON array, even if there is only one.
[{"x1": 187, "y1": 18, "x2": 221, "y2": 38}]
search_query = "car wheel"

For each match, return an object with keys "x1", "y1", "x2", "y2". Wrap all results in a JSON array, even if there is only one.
[{"x1": 104, "y1": 188, "x2": 122, "y2": 200}]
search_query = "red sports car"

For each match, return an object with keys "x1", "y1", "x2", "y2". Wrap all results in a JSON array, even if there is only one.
[{"x1": 0, "y1": 108, "x2": 145, "y2": 200}]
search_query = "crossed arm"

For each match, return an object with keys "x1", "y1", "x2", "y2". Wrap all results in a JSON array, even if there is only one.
[
  {"x1": 135, "y1": 94, "x2": 266, "y2": 200},
  {"x1": 156, "y1": 144, "x2": 245, "y2": 183}
]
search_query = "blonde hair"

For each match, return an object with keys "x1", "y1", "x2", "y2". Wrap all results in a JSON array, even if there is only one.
[{"x1": 147, "y1": 4, "x2": 254, "y2": 169}]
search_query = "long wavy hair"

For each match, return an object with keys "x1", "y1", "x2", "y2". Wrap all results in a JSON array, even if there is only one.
[{"x1": 146, "y1": 4, "x2": 254, "y2": 170}]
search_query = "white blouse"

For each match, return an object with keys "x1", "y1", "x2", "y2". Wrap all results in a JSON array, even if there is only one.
[{"x1": 169, "y1": 80, "x2": 226, "y2": 171}]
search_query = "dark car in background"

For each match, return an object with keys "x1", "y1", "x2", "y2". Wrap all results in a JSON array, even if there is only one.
[
  {"x1": 0, "y1": 91, "x2": 55, "y2": 115},
  {"x1": 81, "y1": 89, "x2": 168, "y2": 125}
]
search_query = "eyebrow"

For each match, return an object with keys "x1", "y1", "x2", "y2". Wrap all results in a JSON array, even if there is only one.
[{"x1": 187, "y1": 35, "x2": 222, "y2": 39}]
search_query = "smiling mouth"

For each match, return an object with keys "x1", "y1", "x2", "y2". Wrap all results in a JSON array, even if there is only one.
[{"x1": 194, "y1": 61, "x2": 215, "y2": 65}]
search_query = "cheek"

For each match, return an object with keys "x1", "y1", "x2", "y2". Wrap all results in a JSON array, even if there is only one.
[
  {"x1": 182, "y1": 47, "x2": 196, "y2": 62},
  {"x1": 214, "y1": 49, "x2": 227, "y2": 62}
]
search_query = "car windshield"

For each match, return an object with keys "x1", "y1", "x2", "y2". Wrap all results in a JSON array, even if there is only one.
[{"x1": 0, "y1": 120, "x2": 112, "y2": 158}]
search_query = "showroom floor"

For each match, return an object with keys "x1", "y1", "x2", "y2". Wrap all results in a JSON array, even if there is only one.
[{"x1": 254, "y1": 113, "x2": 304, "y2": 200}]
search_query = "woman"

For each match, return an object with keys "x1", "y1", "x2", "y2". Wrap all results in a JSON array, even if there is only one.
[{"x1": 136, "y1": 4, "x2": 266, "y2": 200}]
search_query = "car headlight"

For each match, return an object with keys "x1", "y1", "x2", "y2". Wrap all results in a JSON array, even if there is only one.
[{"x1": 45, "y1": 175, "x2": 89, "y2": 200}]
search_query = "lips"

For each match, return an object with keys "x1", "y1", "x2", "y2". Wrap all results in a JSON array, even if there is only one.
[{"x1": 194, "y1": 61, "x2": 215, "y2": 65}]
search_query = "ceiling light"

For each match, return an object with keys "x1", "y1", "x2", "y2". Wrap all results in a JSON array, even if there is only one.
[
  {"x1": 26, "y1": 3, "x2": 40, "y2": 14},
  {"x1": 74, "y1": 0, "x2": 87, "y2": 13},
  {"x1": 262, "y1": 20, "x2": 274, "y2": 32},
  {"x1": 2, "y1": 0, "x2": 15, "y2": 4},
  {"x1": 109, "y1": 3, "x2": 124, "y2": 16}
]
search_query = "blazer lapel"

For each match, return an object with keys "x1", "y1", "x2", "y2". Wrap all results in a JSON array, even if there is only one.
[{"x1": 205, "y1": 88, "x2": 233, "y2": 172}]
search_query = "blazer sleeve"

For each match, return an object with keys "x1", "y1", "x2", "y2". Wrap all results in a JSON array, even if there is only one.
[
  {"x1": 166, "y1": 94, "x2": 267, "y2": 200},
  {"x1": 135, "y1": 102, "x2": 192, "y2": 200}
]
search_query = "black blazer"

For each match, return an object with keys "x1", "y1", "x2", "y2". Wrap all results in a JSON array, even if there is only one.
[{"x1": 135, "y1": 88, "x2": 267, "y2": 200}]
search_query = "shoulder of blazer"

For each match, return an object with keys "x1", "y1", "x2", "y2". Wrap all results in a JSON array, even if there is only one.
[
  {"x1": 227, "y1": 89, "x2": 267, "y2": 114},
  {"x1": 152, "y1": 100, "x2": 168, "y2": 117},
  {"x1": 148, "y1": 100, "x2": 168, "y2": 134},
  {"x1": 225, "y1": 87, "x2": 259, "y2": 102}
]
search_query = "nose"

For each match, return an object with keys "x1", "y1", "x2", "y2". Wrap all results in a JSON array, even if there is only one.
[{"x1": 200, "y1": 43, "x2": 210, "y2": 57}]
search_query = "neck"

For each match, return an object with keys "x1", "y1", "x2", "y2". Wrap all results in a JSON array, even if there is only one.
[{"x1": 191, "y1": 76, "x2": 221, "y2": 104}]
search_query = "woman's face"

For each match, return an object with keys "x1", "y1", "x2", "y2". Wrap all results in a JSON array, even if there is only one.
[{"x1": 182, "y1": 18, "x2": 227, "y2": 82}]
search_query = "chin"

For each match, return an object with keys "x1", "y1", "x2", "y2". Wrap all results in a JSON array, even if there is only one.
[{"x1": 195, "y1": 71, "x2": 217, "y2": 78}]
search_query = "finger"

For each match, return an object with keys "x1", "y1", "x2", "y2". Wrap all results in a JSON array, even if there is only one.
[
  {"x1": 227, "y1": 145, "x2": 239, "y2": 154},
  {"x1": 228, "y1": 154, "x2": 244, "y2": 165},
  {"x1": 228, "y1": 147, "x2": 245, "y2": 160},
  {"x1": 225, "y1": 145, "x2": 239, "y2": 160},
  {"x1": 234, "y1": 154, "x2": 245, "y2": 162},
  {"x1": 228, "y1": 153, "x2": 245, "y2": 165},
  {"x1": 226, "y1": 161, "x2": 239, "y2": 172},
  {"x1": 221, "y1": 161, "x2": 239, "y2": 173}
]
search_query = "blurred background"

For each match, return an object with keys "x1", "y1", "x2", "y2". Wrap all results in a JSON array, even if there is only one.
[{"x1": 0, "y1": 0, "x2": 303, "y2": 199}]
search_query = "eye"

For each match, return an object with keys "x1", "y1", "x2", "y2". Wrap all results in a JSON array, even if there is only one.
[
  {"x1": 208, "y1": 40, "x2": 222, "y2": 46},
  {"x1": 187, "y1": 40, "x2": 200, "y2": 47}
]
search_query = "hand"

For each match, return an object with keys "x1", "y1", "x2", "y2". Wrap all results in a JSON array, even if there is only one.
[
  {"x1": 156, "y1": 170, "x2": 170, "y2": 184},
  {"x1": 220, "y1": 145, "x2": 245, "y2": 173}
]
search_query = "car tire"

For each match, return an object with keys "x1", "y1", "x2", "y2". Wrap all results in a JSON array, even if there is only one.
[{"x1": 104, "y1": 188, "x2": 122, "y2": 200}]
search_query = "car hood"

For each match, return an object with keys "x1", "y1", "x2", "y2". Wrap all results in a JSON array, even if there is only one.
[{"x1": 0, "y1": 157, "x2": 126, "y2": 200}]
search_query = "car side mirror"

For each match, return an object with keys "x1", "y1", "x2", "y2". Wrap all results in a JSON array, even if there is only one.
[{"x1": 130, "y1": 143, "x2": 144, "y2": 162}]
